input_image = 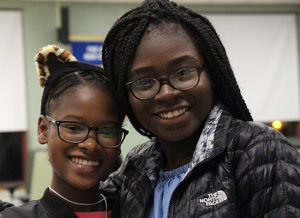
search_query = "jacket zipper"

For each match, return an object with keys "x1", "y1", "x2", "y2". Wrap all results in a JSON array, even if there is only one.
[{"x1": 167, "y1": 150, "x2": 224, "y2": 218}]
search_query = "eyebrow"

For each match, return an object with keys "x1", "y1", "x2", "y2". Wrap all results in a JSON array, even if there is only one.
[
  {"x1": 129, "y1": 55, "x2": 201, "y2": 78},
  {"x1": 168, "y1": 55, "x2": 201, "y2": 66},
  {"x1": 56, "y1": 116, "x2": 120, "y2": 127},
  {"x1": 129, "y1": 66, "x2": 155, "y2": 78}
]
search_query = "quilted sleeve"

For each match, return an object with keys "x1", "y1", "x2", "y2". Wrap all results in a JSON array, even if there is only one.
[
  {"x1": 99, "y1": 155, "x2": 127, "y2": 197},
  {"x1": 99, "y1": 140, "x2": 151, "y2": 197},
  {"x1": 233, "y1": 123, "x2": 300, "y2": 217}
]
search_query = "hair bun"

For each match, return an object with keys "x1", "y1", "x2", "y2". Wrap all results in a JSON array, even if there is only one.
[{"x1": 35, "y1": 45, "x2": 77, "y2": 87}]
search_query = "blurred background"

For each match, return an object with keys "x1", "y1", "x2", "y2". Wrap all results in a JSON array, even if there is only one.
[{"x1": 0, "y1": 0, "x2": 299, "y2": 206}]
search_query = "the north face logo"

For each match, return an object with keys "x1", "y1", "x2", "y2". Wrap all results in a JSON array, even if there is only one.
[{"x1": 198, "y1": 190, "x2": 227, "y2": 206}]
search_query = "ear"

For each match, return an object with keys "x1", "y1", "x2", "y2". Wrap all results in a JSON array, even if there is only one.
[{"x1": 38, "y1": 115, "x2": 48, "y2": 144}]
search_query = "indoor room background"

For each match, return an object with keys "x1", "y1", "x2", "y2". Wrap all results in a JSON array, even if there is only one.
[{"x1": 0, "y1": 0, "x2": 299, "y2": 204}]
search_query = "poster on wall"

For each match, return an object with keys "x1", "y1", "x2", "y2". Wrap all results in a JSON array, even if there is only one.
[{"x1": 70, "y1": 37, "x2": 104, "y2": 65}]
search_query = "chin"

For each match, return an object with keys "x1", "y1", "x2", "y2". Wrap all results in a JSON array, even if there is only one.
[
  {"x1": 158, "y1": 133, "x2": 189, "y2": 143},
  {"x1": 158, "y1": 127, "x2": 201, "y2": 144},
  {"x1": 73, "y1": 181, "x2": 99, "y2": 190}
]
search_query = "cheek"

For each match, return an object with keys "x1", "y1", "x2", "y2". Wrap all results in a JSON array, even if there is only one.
[
  {"x1": 47, "y1": 145, "x2": 60, "y2": 169},
  {"x1": 129, "y1": 95, "x2": 150, "y2": 123},
  {"x1": 196, "y1": 85, "x2": 213, "y2": 104},
  {"x1": 47, "y1": 135, "x2": 67, "y2": 167},
  {"x1": 193, "y1": 85, "x2": 214, "y2": 117},
  {"x1": 197, "y1": 73, "x2": 214, "y2": 101}
]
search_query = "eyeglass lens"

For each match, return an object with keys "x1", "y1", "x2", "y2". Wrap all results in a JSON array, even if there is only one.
[
  {"x1": 129, "y1": 66, "x2": 203, "y2": 99},
  {"x1": 58, "y1": 122, "x2": 125, "y2": 147}
]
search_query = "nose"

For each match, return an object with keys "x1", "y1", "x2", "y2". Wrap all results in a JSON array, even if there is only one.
[
  {"x1": 154, "y1": 82, "x2": 179, "y2": 102},
  {"x1": 77, "y1": 130, "x2": 99, "y2": 152}
]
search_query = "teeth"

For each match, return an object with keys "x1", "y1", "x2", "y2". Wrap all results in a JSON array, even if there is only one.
[
  {"x1": 71, "y1": 157, "x2": 99, "y2": 167},
  {"x1": 159, "y1": 108, "x2": 187, "y2": 119}
]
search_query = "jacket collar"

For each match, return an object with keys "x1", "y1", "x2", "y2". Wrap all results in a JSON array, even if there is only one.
[
  {"x1": 137, "y1": 103, "x2": 232, "y2": 186},
  {"x1": 191, "y1": 103, "x2": 227, "y2": 167},
  {"x1": 40, "y1": 188, "x2": 77, "y2": 218}
]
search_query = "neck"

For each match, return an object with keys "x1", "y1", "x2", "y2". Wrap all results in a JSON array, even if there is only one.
[
  {"x1": 161, "y1": 144, "x2": 195, "y2": 171},
  {"x1": 48, "y1": 186, "x2": 105, "y2": 207},
  {"x1": 159, "y1": 127, "x2": 201, "y2": 171},
  {"x1": 50, "y1": 176, "x2": 100, "y2": 203}
]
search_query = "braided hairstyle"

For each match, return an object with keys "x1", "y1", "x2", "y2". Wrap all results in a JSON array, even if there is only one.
[
  {"x1": 102, "y1": 0, "x2": 252, "y2": 138},
  {"x1": 35, "y1": 45, "x2": 125, "y2": 120}
]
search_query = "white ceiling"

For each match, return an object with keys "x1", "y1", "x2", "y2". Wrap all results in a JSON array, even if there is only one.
[{"x1": 18, "y1": 0, "x2": 300, "y2": 5}]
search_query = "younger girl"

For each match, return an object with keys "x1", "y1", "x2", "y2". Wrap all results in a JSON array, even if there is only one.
[{"x1": 0, "y1": 45, "x2": 128, "y2": 218}]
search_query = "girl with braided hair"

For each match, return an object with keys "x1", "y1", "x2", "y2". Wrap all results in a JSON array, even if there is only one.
[
  {"x1": 1, "y1": 45, "x2": 128, "y2": 218},
  {"x1": 100, "y1": 0, "x2": 300, "y2": 217}
]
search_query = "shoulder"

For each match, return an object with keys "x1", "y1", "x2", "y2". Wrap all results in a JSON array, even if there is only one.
[
  {"x1": 226, "y1": 119, "x2": 300, "y2": 175},
  {"x1": 0, "y1": 201, "x2": 39, "y2": 217},
  {"x1": 117, "y1": 138, "x2": 160, "y2": 173},
  {"x1": 227, "y1": 120, "x2": 300, "y2": 217},
  {"x1": 125, "y1": 138, "x2": 158, "y2": 160},
  {"x1": 227, "y1": 118, "x2": 300, "y2": 175},
  {"x1": 0, "y1": 200, "x2": 13, "y2": 212},
  {"x1": 100, "y1": 138, "x2": 158, "y2": 190},
  {"x1": 127, "y1": 138, "x2": 157, "y2": 155},
  {"x1": 228, "y1": 119, "x2": 292, "y2": 152},
  {"x1": 104, "y1": 194, "x2": 120, "y2": 218}
]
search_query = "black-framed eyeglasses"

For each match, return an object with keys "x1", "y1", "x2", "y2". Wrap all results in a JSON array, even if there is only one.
[
  {"x1": 45, "y1": 115, "x2": 128, "y2": 148},
  {"x1": 126, "y1": 65, "x2": 206, "y2": 100}
]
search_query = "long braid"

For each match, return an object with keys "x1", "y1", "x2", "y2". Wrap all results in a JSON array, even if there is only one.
[
  {"x1": 103, "y1": 9, "x2": 155, "y2": 137},
  {"x1": 177, "y1": 7, "x2": 251, "y2": 120},
  {"x1": 103, "y1": 0, "x2": 252, "y2": 137}
]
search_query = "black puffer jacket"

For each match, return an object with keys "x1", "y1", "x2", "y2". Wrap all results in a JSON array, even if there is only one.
[{"x1": 101, "y1": 106, "x2": 300, "y2": 217}]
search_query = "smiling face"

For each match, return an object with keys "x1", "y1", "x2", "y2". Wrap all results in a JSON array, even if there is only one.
[
  {"x1": 38, "y1": 85, "x2": 122, "y2": 193},
  {"x1": 128, "y1": 22, "x2": 214, "y2": 146}
]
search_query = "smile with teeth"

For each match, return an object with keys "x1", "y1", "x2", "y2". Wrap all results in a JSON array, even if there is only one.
[
  {"x1": 158, "y1": 108, "x2": 187, "y2": 119},
  {"x1": 71, "y1": 157, "x2": 99, "y2": 167}
]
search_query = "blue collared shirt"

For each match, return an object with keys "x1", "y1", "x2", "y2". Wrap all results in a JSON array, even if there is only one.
[{"x1": 146, "y1": 162, "x2": 191, "y2": 218}]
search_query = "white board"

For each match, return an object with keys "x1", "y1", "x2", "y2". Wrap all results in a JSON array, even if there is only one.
[
  {"x1": 205, "y1": 14, "x2": 299, "y2": 122},
  {"x1": 0, "y1": 11, "x2": 27, "y2": 131}
]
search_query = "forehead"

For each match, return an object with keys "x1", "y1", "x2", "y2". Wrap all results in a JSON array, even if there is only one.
[
  {"x1": 145, "y1": 21, "x2": 187, "y2": 37},
  {"x1": 130, "y1": 22, "x2": 203, "y2": 72},
  {"x1": 49, "y1": 85, "x2": 118, "y2": 117},
  {"x1": 140, "y1": 21, "x2": 200, "y2": 56}
]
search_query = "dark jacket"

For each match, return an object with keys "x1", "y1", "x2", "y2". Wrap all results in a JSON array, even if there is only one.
[
  {"x1": 0, "y1": 201, "x2": 13, "y2": 212},
  {"x1": 0, "y1": 188, "x2": 119, "y2": 218},
  {"x1": 100, "y1": 106, "x2": 300, "y2": 218}
]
